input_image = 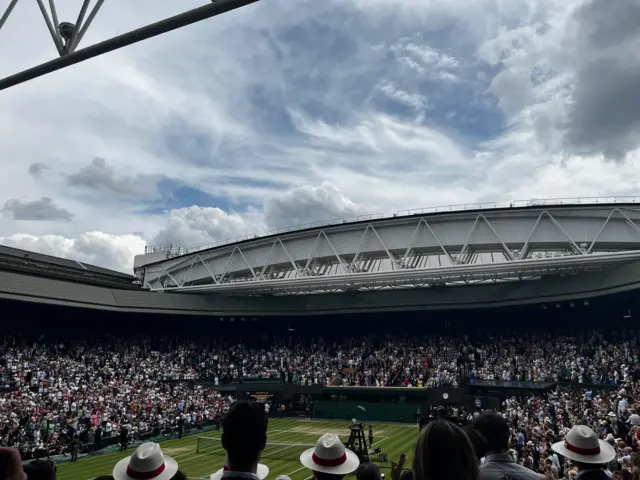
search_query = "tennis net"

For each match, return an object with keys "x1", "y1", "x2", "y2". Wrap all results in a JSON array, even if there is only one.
[{"x1": 196, "y1": 436, "x2": 316, "y2": 461}]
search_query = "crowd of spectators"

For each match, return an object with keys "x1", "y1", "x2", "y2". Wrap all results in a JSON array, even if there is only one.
[
  {"x1": 3, "y1": 330, "x2": 638, "y2": 390},
  {"x1": 490, "y1": 384, "x2": 640, "y2": 477},
  {"x1": 0, "y1": 337, "x2": 234, "y2": 459},
  {"x1": 68, "y1": 396, "x2": 638, "y2": 480},
  {"x1": 1, "y1": 329, "x2": 639, "y2": 480}
]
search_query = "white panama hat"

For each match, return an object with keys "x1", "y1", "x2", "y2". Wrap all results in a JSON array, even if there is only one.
[
  {"x1": 551, "y1": 425, "x2": 616, "y2": 464},
  {"x1": 210, "y1": 456, "x2": 269, "y2": 480},
  {"x1": 300, "y1": 433, "x2": 360, "y2": 475},
  {"x1": 113, "y1": 442, "x2": 178, "y2": 480}
]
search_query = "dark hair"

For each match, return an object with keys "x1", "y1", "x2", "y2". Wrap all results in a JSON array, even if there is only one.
[
  {"x1": 471, "y1": 413, "x2": 510, "y2": 453},
  {"x1": 170, "y1": 471, "x2": 187, "y2": 480},
  {"x1": 23, "y1": 459, "x2": 56, "y2": 480},
  {"x1": 93, "y1": 477, "x2": 115, "y2": 480},
  {"x1": 221, "y1": 401, "x2": 268, "y2": 470},
  {"x1": 413, "y1": 420, "x2": 478, "y2": 480},
  {"x1": 356, "y1": 462, "x2": 382, "y2": 480},
  {"x1": 464, "y1": 427, "x2": 489, "y2": 461}
]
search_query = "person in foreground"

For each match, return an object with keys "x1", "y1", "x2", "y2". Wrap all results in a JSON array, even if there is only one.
[
  {"x1": 551, "y1": 426, "x2": 616, "y2": 480},
  {"x1": 214, "y1": 401, "x2": 270, "y2": 480},
  {"x1": 472, "y1": 412, "x2": 550, "y2": 480},
  {"x1": 300, "y1": 433, "x2": 360, "y2": 480},
  {"x1": 412, "y1": 419, "x2": 478, "y2": 480},
  {"x1": 0, "y1": 447, "x2": 27, "y2": 480},
  {"x1": 112, "y1": 442, "x2": 183, "y2": 480}
]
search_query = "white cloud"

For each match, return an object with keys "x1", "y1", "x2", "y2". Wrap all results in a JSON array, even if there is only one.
[
  {"x1": 0, "y1": 232, "x2": 146, "y2": 273},
  {"x1": 264, "y1": 182, "x2": 361, "y2": 229},
  {"x1": 152, "y1": 206, "x2": 262, "y2": 249},
  {"x1": 1, "y1": 0, "x2": 640, "y2": 272}
]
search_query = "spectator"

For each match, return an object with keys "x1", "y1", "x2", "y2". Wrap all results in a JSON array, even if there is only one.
[
  {"x1": 412, "y1": 420, "x2": 478, "y2": 480},
  {"x1": 473, "y1": 412, "x2": 548, "y2": 480},
  {"x1": 23, "y1": 459, "x2": 56, "y2": 480},
  {"x1": 0, "y1": 446, "x2": 27, "y2": 480},
  {"x1": 357, "y1": 463, "x2": 383, "y2": 480},
  {"x1": 216, "y1": 401, "x2": 269, "y2": 480},
  {"x1": 112, "y1": 442, "x2": 179, "y2": 480},
  {"x1": 551, "y1": 426, "x2": 615, "y2": 480},
  {"x1": 211, "y1": 456, "x2": 269, "y2": 480},
  {"x1": 464, "y1": 427, "x2": 489, "y2": 463},
  {"x1": 300, "y1": 433, "x2": 360, "y2": 480}
]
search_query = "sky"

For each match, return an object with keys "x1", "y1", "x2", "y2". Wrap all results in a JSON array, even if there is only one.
[{"x1": 1, "y1": 0, "x2": 639, "y2": 273}]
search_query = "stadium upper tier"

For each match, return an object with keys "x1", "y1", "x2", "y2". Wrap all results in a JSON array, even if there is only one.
[
  {"x1": 0, "y1": 244, "x2": 137, "y2": 289},
  {"x1": 136, "y1": 197, "x2": 640, "y2": 295}
]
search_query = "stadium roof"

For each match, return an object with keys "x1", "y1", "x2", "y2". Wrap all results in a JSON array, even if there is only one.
[{"x1": 0, "y1": 244, "x2": 132, "y2": 278}]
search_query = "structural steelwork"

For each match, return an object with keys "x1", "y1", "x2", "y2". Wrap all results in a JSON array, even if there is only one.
[
  {"x1": 0, "y1": 0, "x2": 259, "y2": 91},
  {"x1": 137, "y1": 199, "x2": 640, "y2": 296}
]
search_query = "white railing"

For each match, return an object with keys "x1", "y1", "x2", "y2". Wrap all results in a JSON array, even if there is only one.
[{"x1": 143, "y1": 196, "x2": 640, "y2": 258}]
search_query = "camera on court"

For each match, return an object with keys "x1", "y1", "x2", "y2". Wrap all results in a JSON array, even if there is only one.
[{"x1": 58, "y1": 22, "x2": 76, "y2": 42}]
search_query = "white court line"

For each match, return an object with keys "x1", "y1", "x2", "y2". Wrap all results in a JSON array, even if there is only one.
[
  {"x1": 371, "y1": 436, "x2": 389, "y2": 447},
  {"x1": 286, "y1": 466, "x2": 307, "y2": 476},
  {"x1": 266, "y1": 443, "x2": 302, "y2": 456},
  {"x1": 177, "y1": 429, "x2": 292, "y2": 465}
]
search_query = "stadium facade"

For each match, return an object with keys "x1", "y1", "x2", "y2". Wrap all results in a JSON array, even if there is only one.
[{"x1": 2, "y1": 199, "x2": 640, "y2": 317}]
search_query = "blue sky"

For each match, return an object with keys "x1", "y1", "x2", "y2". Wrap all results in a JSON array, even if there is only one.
[{"x1": 0, "y1": 0, "x2": 639, "y2": 271}]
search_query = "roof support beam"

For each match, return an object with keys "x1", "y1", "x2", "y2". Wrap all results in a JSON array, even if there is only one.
[{"x1": 0, "y1": 0, "x2": 260, "y2": 91}]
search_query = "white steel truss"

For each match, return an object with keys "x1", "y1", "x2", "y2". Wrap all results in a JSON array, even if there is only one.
[{"x1": 141, "y1": 206, "x2": 640, "y2": 295}]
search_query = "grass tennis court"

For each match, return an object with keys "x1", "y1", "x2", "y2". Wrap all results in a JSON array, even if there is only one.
[{"x1": 57, "y1": 418, "x2": 419, "y2": 480}]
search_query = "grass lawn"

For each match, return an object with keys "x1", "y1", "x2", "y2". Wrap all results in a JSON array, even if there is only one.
[{"x1": 57, "y1": 418, "x2": 419, "y2": 480}]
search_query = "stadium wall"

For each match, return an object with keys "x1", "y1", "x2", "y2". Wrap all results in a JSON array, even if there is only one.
[{"x1": 3, "y1": 259, "x2": 640, "y2": 315}]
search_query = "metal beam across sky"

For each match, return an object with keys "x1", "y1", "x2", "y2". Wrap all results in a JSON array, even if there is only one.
[{"x1": 0, "y1": 0, "x2": 260, "y2": 91}]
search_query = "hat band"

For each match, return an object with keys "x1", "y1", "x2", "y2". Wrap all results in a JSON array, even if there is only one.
[
  {"x1": 312, "y1": 453, "x2": 347, "y2": 467},
  {"x1": 564, "y1": 440, "x2": 600, "y2": 456},
  {"x1": 126, "y1": 463, "x2": 166, "y2": 479}
]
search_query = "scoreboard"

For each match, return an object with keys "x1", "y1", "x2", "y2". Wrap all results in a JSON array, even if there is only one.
[{"x1": 245, "y1": 391, "x2": 281, "y2": 404}]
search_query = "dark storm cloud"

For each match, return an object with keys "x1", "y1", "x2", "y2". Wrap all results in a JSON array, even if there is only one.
[
  {"x1": 28, "y1": 162, "x2": 48, "y2": 178},
  {"x1": 2, "y1": 197, "x2": 74, "y2": 221},
  {"x1": 563, "y1": 0, "x2": 640, "y2": 159}
]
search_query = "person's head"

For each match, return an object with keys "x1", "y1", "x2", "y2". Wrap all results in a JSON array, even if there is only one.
[
  {"x1": 300, "y1": 433, "x2": 360, "y2": 480},
  {"x1": 413, "y1": 420, "x2": 478, "y2": 480},
  {"x1": 112, "y1": 442, "x2": 178, "y2": 480},
  {"x1": 551, "y1": 425, "x2": 615, "y2": 472},
  {"x1": 221, "y1": 401, "x2": 268, "y2": 472},
  {"x1": 471, "y1": 413, "x2": 510, "y2": 454},
  {"x1": 463, "y1": 427, "x2": 488, "y2": 462},
  {"x1": 24, "y1": 459, "x2": 56, "y2": 480},
  {"x1": 356, "y1": 463, "x2": 382, "y2": 480}
]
